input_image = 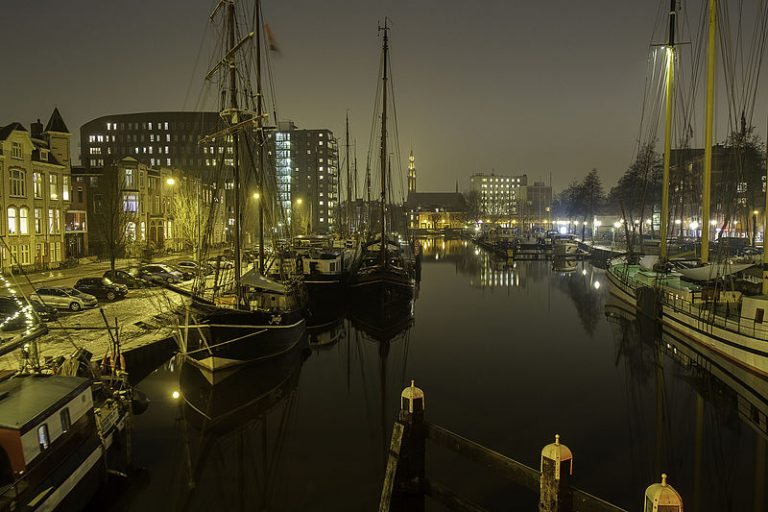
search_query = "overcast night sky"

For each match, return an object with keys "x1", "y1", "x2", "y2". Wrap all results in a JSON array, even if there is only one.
[{"x1": 3, "y1": 0, "x2": 768, "y2": 194}]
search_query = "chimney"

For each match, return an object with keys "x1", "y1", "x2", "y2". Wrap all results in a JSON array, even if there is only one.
[{"x1": 31, "y1": 119, "x2": 43, "y2": 139}]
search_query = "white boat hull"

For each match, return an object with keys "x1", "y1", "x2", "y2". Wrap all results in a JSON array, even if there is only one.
[{"x1": 605, "y1": 264, "x2": 768, "y2": 377}]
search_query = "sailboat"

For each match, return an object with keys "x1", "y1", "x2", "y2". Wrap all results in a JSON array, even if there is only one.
[
  {"x1": 182, "y1": 0, "x2": 306, "y2": 373},
  {"x1": 349, "y1": 21, "x2": 417, "y2": 305},
  {"x1": 606, "y1": 0, "x2": 768, "y2": 377}
]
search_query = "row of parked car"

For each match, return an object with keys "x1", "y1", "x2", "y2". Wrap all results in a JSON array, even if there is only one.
[{"x1": 0, "y1": 258, "x2": 235, "y2": 330}]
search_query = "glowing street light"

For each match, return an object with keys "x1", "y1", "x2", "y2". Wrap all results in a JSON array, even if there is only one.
[
  {"x1": 253, "y1": 192, "x2": 260, "y2": 200},
  {"x1": 166, "y1": 177, "x2": 176, "y2": 186}
]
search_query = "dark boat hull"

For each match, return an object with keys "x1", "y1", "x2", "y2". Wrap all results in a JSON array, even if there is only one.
[
  {"x1": 349, "y1": 268, "x2": 415, "y2": 306},
  {"x1": 185, "y1": 306, "x2": 306, "y2": 373}
]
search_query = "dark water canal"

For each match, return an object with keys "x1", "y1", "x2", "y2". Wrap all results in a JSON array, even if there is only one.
[{"x1": 97, "y1": 238, "x2": 767, "y2": 511}]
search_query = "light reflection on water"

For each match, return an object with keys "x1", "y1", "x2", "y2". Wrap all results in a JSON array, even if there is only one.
[{"x1": 98, "y1": 238, "x2": 766, "y2": 511}]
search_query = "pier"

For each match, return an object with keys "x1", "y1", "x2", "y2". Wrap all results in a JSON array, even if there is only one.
[{"x1": 380, "y1": 382, "x2": 684, "y2": 512}]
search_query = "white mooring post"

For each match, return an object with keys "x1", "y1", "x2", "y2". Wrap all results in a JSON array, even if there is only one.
[
  {"x1": 539, "y1": 434, "x2": 573, "y2": 512},
  {"x1": 644, "y1": 473, "x2": 683, "y2": 511}
]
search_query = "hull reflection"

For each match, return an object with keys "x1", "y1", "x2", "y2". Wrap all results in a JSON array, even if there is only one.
[{"x1": 178, "y1": 339, "x2": 308, "y2": 510}]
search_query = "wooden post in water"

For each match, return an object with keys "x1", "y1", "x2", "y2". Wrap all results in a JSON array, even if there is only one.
[
  {"x1": 539, "y1": 434, "x2": 573, "y2": 512},
  {"x1": 643, "y1": 474, "x2": 683, "y2": 511},
  {"x1": 396, "y1": 380, "x2": 426, "y2": 511}
]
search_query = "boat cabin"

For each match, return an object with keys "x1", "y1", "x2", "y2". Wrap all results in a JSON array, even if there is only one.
[
  {"x1": 0, "y1": 375, "x2": 94, "y2": 485},
  {"x1": 302, "y1": 250, "x2": 343, "y2": 276},
  {"x1": 740, "y1": 295, "x2": 768, "y2": 324}
]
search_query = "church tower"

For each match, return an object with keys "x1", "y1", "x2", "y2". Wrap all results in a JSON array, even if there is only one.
[{"x1": 407, "y1": 149, "x2": 416, "y2": 193}]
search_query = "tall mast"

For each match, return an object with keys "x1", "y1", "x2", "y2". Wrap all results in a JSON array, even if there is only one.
[
  {"x1": 346, "y1": 113, "x2": 352, "y2": 237},
  {"x1": 354, "y1": 141, "x2": 359, "y2": 235},
  {"x1": 659, "y1": 0, "x2": 676, "y2": 262},
  {"x1": 701, "y1": 0, "x2": 717, "y2": 264},
  {"x1": 379, "y1": 20, "x2": 389, "y2": 266},
  {"x1": 256, "y1": 0, "x2": 266, "y2": 274},
  {"x1": 227, "y1": 0, "x2": 244, "y2": 305},
  {"x1": 763, "y1": 112, "x2": 768, "y2": 294},
  {"x1": 366, "y1": 162, "x2": 371, "y2": 233}
]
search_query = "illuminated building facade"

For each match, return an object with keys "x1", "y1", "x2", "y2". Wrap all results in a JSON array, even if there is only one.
[
  {"x1": 405, "y1": 192, "x2": 467, "y2": 232},
  {"x1": 267, "y1": 121, "x2": 339, "y2": 234},
  {"x1": 470, "y1": 173, "x2": 552, "y2": 229},
  {"x1": 0, "y1": 110, "x2": 72, "y2": 270},
  {"x1": 470, "y1": 172, "x2": 527, "y2": 219},
  {"x1": 80, "y1": 112, "x2": 225, "y2": 172}
]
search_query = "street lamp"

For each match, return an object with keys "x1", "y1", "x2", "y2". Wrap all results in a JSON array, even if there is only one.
[
  {"x1": 253, "y1": 192, "x2": 260, "y2": 201},
  {"x1": 593, "y1": 220, "x2": 601, "y2": 244},
  {"x1": 166, "y1": 177, "x2": 176, "y2": 186}
]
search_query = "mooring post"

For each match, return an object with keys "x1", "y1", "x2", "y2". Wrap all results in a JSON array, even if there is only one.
[
  {"x1": 644, "y1": 473, "x2": 683, "y2": 511},
  {"x1": 539, "y1": 434, "x2": 573, "y2": 512},
  {"x1": 397, "y1": 380, "x2": 426, "y2": 511}
]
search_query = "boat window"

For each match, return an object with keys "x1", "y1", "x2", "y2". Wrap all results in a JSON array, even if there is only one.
[
  {"x1": 60, "y1": 408, "x2": 71, "y2": 432},
  {"x1": 37, "y1": 424, "x2": 50, "y2": 451},
  {"x1": 330, "y1": 262, "x2": 336, "y2": 272},
  {"x1": 756, "y1": 308, "x2": 764, "y2": 324}
]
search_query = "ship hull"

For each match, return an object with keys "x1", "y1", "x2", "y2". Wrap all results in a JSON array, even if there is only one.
[
  {"x1": 184, "y1": 307, "x2": 306, "y2": 373},
  {"x1": 606, "y1": 263, "x2": 768, "y2": 377}
]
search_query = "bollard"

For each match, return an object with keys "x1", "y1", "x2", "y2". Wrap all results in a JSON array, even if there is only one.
[
  {"x1": 396, "y1": 380, "x2": 426, "y2": 511},
  {"x1": 539, "y1": 434, "x2": 573, "y2": 512},
  {"x1": 644, "y1": 473, "x2": 683, "y2": 511}
]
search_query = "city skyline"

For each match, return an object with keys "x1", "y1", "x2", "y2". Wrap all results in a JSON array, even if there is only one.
[{"x1": 4, "y1": 0, "x2": 768, "y2": 195}]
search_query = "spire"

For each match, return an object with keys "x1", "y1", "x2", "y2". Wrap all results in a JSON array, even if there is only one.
[
  {"x1": 44, "y1": 107, "x2": 69, "y2": 134},
  {"x1": 407, "y1": 149, "x2": 416, "y2": 193}
]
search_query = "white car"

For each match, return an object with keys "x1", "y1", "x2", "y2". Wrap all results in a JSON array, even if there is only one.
[{"x1": 30, "y1": 287, "x2": 98, "y2": 312}]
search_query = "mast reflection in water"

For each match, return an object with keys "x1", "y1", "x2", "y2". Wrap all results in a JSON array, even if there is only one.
[{"x1": 96, "y1": 238, "x2": 765, "y2": 511}]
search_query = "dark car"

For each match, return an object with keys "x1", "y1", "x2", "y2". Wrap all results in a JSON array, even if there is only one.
[
  {"x1": 74, "y1": 277, "x2": 128, "y2": 301},
  {"x1": 104, "y1": 269, "x2": 150, "y2": 289}
]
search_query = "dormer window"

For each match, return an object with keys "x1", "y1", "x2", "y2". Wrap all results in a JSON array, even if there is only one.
[
  {"x1": 40, "y1": 149, "x2": 48, "y2": 162},
  {"x1": 11, "y1": 142, "x2": 22, "y2": 159}
]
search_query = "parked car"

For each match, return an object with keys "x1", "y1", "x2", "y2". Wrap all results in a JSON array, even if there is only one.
[
  {"x1": 74, "y1": 277, "x2": 128, "y2": 301},
  {"x1": 30, "y1": 287, "x2": 98, "y2": 312},
  {"x1": 104, "y1": 269, "x2": 150, "y2": 289},
  {"x1": 141, "y1": 264, "x2": 185, "y2": 284},
  {"x1": 175, "y1": 260, "x2": 214, "y2": 276},
  {"x1": 0, "y1": 296, "x2": 57, "y2": 330},
  {"x1": 207, "y1": 256, "x2": 235, "y2": 270}
]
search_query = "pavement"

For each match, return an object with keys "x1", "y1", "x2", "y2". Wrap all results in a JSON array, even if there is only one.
[{"x1": 0, "y1": 251, "x2": 209, "y2": 372}]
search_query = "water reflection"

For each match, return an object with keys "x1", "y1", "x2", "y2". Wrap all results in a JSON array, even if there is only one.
[
  {"x1": 177, "y1": 342, "x2": 307, "y2": 511},
  {"x1": 605, "y1": 296, "x2": 767, "y2": 511},
  {"x1": 100, "y1": 239, "x2": 766, "y2": 511}
]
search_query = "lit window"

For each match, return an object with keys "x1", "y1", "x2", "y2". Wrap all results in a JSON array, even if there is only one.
[
  {"x1": 34, "y1": 209, "x2": 42, "y2": 234},
  {"x1": 19, "y1": 208, "x2": 28, "y2": 235},
  {"x1": 33, "y1": 172, "x2": 43, "y2": 198},
  {"x1": 7, "y1": 208, "x2": 17, "y2": 235},
  {"x1": 123, "y1": 194, "x2": 139, "y2": 213},
  {"x1": 49, "y1": 174, "x2": 58, "y2": 200},
  {"x1": 9, "y1": 169, "x2": 26, "y2": 197}
]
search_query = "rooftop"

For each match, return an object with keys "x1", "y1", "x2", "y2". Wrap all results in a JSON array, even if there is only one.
[{"x1": 0, "y1": 374, "x2": 90, "y2": 432}]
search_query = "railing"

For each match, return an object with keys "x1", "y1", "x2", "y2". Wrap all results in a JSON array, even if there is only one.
[{"x1": 609, "y1": 264, "x2": 768, "y2": 343}]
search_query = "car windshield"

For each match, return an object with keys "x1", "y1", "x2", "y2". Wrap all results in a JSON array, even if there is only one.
[
  {"x1": 62, "y1": 288, "x2": 82, "y2": 296},
  {"x1": 102, "y1": 277, "x2": 114, "y2": 285}
]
